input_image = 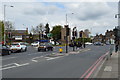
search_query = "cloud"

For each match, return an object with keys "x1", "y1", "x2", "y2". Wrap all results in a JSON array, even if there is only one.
[
  {"x1": 0, "y1": 2, "x2": 118, "y2": 35},
  {"x1": 65, "y1": 2, "x2": 111, "y2": 21}
]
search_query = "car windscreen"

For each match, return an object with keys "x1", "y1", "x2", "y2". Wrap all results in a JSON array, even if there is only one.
[
  {"x1": 40, "y1": 43, "x2": 46, "y2": 46},
  {"x1": 2, "y1": 46, "x2": 7, "y2": 49},
  {"x1": 11, "y1": 43, "x2": 19, "y2": 45}
]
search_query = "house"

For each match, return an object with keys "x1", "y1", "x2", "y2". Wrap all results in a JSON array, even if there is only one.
[{"x1": 6, "y1": 28, "x2": 29, "y2": 42}]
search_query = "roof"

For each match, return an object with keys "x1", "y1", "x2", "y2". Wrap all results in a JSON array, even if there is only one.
[{"x1": 6, "y1": 30, "x2": 28, "y2": 34}]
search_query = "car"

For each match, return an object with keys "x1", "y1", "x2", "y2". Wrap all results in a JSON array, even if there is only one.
[
  {"x1": 10, "y1": 42, "x2": 27, "y2": 52},
  {"x1": 38, "y1": 43, "x2": 53, "y2": 52},
  {"x1": 31, "y1": 41, "x2": 39, "y2": 47},
  {"x1": 0, "y1": 44, "x2": 11, "y2": 56},
  {"x1": 94, "y1": 42, "x2": 104, "y2": 46},
  {"x1": 85, "y1": 42, "x2": 93, "y2": 45}
]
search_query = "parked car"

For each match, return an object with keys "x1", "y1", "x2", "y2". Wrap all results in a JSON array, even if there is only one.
[
  {"x1": 94, "y1": 42, "x2": 104, "y2": 46},
  {"x1": 10, "y1": 42, "x2": 27, "y2": 52},
  {"x1": 31, "y1": 41, "x2": 39, "y2": 47},
  {"x1": 0, "y1": 44, "x2": 11, "y2": 56},
  {"x1": 38, "y1": 43, "x2": 53, "y2": 51}
]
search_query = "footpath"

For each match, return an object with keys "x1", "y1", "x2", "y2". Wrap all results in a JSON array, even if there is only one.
[{"x1": 95, "y1": 51, "x2": 119, "y2": 79}]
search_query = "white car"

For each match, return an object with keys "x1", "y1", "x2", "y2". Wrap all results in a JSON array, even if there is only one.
[
  {"x1": 10, "y1": 42, "x2": 27, "y2": 52},
  {"x1": 85, "y1": 42, "x2": 93, "y2": 45},
  {"x1": 31, "y1": 41, "x2": 39, "y2": 47}
]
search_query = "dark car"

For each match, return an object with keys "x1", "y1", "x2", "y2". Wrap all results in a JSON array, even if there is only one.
[
  {"x1": 94, "y1": 42, "x2": 104, "y2": 46},
  {"x1": 38, "y1": 43, "x2": 53, "y2": 52},
  {"x1": 0, "y1": 44, "x2": 11, "y2": 56}
]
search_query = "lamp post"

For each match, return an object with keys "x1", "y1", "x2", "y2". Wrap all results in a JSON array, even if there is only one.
[
  {"x1": 114, "y1": 0, "x2": 120, "y2": 51},
  {"x1": 23, "y1": 24, "x2": 27, "y2": 42},
  {"x1": 65, "y1": 13, "x2": 74, "y2": 53},
  {"x1": 3, "y1": 5, "x2": 14, "y2": 45}
]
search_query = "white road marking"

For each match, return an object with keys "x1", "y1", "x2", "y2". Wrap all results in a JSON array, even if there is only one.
[
  {"x1": 31, "y1": 56, "x2": 44, "y2": 62},
  {"x1": 14, "y1": 63, "x2": 20, "y2": 66},
  {"x1": 32, "y1": 57, "x2": 41, "y2": 60},
  {"x1": 2, "y1": 63, "x2": 15, "y2": 67},
  {"x1": 31, "y1": 59, "x2": 38, "y2": 62},
  {"x1": 16, "y1": 63, "x2": 29, "y2": 67},
  {"x1": 104, "y1": 66, "x2": 112, "y2": 71},
  {"x1": 0, "y1": 66, "x2": 17, "y2": 70},
  {"x1": 0, "y1": 63, "x2": 29, "y2": 71},
  {"x1": 46, "y1": 57, "x2": 61, "y2": 60}
]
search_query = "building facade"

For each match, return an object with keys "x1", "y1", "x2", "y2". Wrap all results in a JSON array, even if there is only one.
[{"x1": 6, "y1": 28, "x2": 29, "y2": 43}]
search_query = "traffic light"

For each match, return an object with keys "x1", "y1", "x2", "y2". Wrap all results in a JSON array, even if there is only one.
[
  {"x1": 74, "y1": 31, "x2": 77, "y2": 37},
  {"x1": 80, "y1": 32, "x2": 82, "y2": 38},
  {"x1": 72, "y1": 31, "x2": 75, "y2": 36},
  {"x1": 8, "y1": 32, "x2": 11, "y2": 38},
  {"x1": 65, "y1": 25, "x2": 70, "y2": 36},
  {"x1": 66, "y1": 28, "x2": 70, "y2": 36}
]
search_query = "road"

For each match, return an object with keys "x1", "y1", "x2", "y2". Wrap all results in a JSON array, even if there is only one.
[{"x1": 1, "y1": 45, "x2": 114, "y2": 78}]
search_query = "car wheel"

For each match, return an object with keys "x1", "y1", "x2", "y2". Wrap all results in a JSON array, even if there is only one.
[
  {"x1": 51, "y1": 48, "x2": 53, "y2": 51},
  {"x1": 44, "y1": 48, "x2": 46, "y2": 51},
  {"x1": 38, "y1": 48, "x2": 41, "y2": 52},
  {"x1": 2, "y1": 54, "x2": 4, "y2": 56},
  {"x1": 8, "y1": 51, "x2": 11, "y2": 55},
  {"x1": 21, "y1": 48, "x2": 23, "y2": 52},
  {"x1": 25, "y1": 48, "x2": 27, "y2": 52},
  {"x1": 47, "y1": 48, "x2": 50, "y2": 51}
]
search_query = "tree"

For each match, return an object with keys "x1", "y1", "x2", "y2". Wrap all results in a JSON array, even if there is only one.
[
  {"x1": 0, "y1": 21, "x2": 4, "y2": 42},
  {"x1": 5, "y1": 21, "x2": 14, "y2": 31},
  {"x1": 30, "y1": 23, "x2": 45, "y2": 40},
  {"x1": 51, "y1": 25, "x2": 63, "y2": 41}
]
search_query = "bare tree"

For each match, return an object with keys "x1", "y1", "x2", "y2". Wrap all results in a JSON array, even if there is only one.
[{"x1": 5, "y1": 21, "x2": 14, "y2": 31}]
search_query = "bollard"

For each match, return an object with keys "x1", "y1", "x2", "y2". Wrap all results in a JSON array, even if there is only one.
[
  {"x1": 107, "y1": 46, "x2": 113, "y2": 60},
  {"x1": 59, "y1": 46, "x2": 63, "y2": 53}
]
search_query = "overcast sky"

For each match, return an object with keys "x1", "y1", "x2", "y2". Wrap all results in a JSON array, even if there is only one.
[{"x1": 0, "y1": 0, "x2": 119, "y2": 35}]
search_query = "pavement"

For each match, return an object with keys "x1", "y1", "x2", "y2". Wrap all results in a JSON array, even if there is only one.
[{"x1": 95, "y1": 51, "x2": 119, "y2": 79}]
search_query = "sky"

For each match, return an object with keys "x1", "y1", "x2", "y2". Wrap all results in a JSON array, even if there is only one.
[{"x1": 0, "y1": 0, "x2": 119, "y2": 36}]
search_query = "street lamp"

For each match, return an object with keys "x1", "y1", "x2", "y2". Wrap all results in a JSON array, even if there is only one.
[
  {"x1": 66, "y1": 13, "x2": 74, "y2": 25},
  {"x1": 3, "y1": 5, "x2": 14, "y2": 45},
  {"x1": 114, "y1": 0, "x2": 120, "y2": 51}
]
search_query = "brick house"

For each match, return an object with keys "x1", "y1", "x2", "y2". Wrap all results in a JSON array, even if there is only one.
[{"x1": 6, "y1": 28, "x2": 29, "y2": 43}]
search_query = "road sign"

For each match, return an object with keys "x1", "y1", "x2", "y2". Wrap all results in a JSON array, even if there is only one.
[{"x1": 47, "y1": 33, "x2": 53, "y2": 37}]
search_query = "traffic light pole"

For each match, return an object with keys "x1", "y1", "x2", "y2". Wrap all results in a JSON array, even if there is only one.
[
  {"x1": 118, "y1": 1, "x2": 120, "y2": 51},
  {"x1": 66, "y1": 26, "x2": 68, "y2": 53},
  {"x1": 66, "y1": 35, "x2": 68, "y2": 53}
]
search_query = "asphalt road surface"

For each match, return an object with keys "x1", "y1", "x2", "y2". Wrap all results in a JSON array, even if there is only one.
[{"x1": 1, "y1": 45, "x2": 114, "y2": 78}]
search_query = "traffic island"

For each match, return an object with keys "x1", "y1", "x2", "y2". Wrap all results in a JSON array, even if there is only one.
[{"x1": 46, "y1": 53, "x2": 65, "y2": 57}]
